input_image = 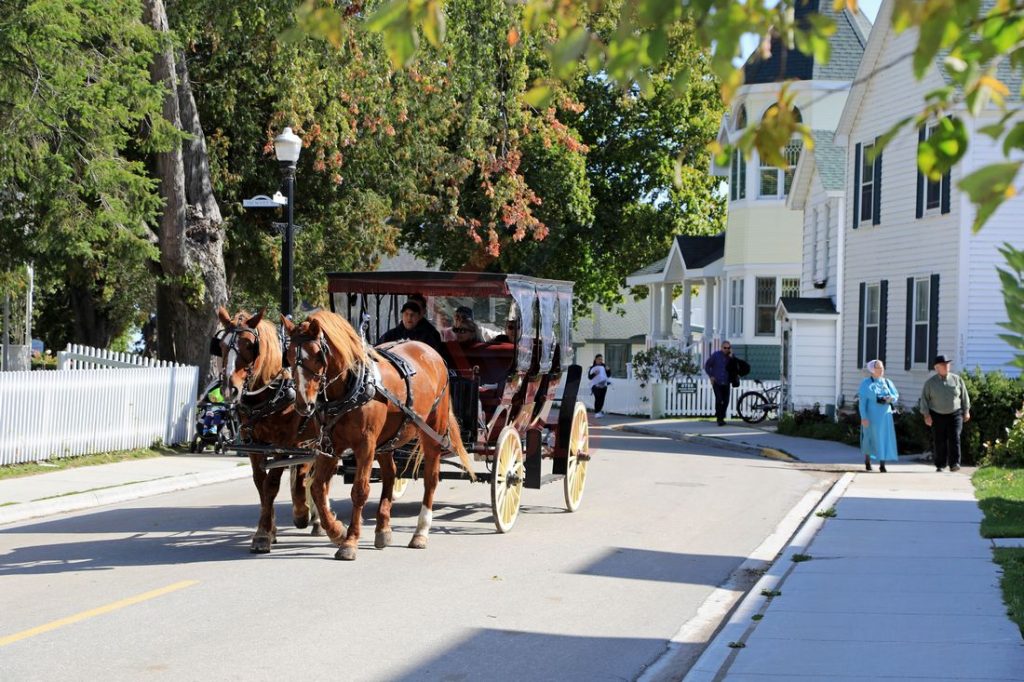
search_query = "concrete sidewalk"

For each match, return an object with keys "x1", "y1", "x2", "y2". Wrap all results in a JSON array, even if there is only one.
[
  {"x1": 0, "y1": 452, "x2": 251, "y2": 525},
  {"x1": 682, "y1": 467, "x2": 1024, "y2": 681}
]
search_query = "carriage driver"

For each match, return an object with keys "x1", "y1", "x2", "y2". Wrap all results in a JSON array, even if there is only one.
[{"x1": 376, "y1": 300, "x2": 449, "y2": 362}]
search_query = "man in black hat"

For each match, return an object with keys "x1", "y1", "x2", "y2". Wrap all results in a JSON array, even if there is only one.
[
  {"x1": 919, "y1": 354, "x2": 972, "y2": 472},
  {"x1": 377, "y1": 301, "x2": 446, "y2": 358}
]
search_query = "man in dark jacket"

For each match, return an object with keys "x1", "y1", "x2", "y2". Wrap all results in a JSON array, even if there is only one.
[
  {"x1": 377, "y1": 301, "x2": 446, "y2": 359},
  {"x1": 704, "y1": 341, "x2": 734, "y2": 426}
]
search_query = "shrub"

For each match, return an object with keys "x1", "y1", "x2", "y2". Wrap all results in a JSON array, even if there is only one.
[
  {"x1": 893, "y1": 407, "x2": 932, "y2": 455},
  {"x1": 961, "y1": 370, "x2": 1024, "y2": 466},
  {"x1": 778, "y1": 409, "x2": 858, "y2": 446},
  {"x1": 983, "y1": 404, "x2": 1024, "y2": 467},
  {"x1": 631, "y1": 346, "x2": 699, "y2": 384}
]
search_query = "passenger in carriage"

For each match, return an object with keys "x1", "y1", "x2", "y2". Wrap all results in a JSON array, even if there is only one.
[
  {"x1": 489, "y1": 316, "x2": 520, "y2": 345},
  {"x1": 442, "y1": 305, "x2": 493, "y2": 342},
  {"x1": 376, "y1": 301, "x2": 447, "y2": 360}
]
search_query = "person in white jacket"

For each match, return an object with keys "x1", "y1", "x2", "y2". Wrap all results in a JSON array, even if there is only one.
[{"x1": 588, "y1": 355, "x2": 610, "y2": 417}]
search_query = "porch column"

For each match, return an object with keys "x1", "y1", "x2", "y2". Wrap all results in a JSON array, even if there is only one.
[
  {"x1": 705, "y1": 279, "x2": 715, "y2": 341},
  {"x1": 650, "y1": 284, "x2": 662, "y2": 340},
  {"x1": 681, "y1": 282, "x2": 692, "y2": 345},
  {"x1": 661, "y1": 284, "x2": 674, "y2": 340}
]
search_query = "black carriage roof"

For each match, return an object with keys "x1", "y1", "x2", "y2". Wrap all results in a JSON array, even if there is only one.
[{"x1": 326, "y1": 271, "x2": 574, "y2": 298}]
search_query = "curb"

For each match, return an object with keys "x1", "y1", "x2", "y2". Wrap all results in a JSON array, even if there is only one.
[
  {"x1": 614, "y1": 424, "x2": 799, "y2": 462},
  {"x1": 0, "y1": 465, "x2": 251, "y2": 526},
  {"x1": 681, "y1": 472, "x2": 856, "y2": 682},
  {"x1": 637, "y1": 476, "x2": 834, "y2": 682}
]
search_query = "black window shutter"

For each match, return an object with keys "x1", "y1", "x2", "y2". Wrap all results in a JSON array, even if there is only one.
[
  {"x1": 905, "y1": 277, "x2": 914, "y2": 370},
  {"x1": 940, "y1": 169, "x2": 951, "y2": 214},
  {"x1": 878, "y1": 279, "x2": 888, "y2": 364},
  {"x1": 872, "y1": 147, "x2": 882, "y2": 226},
  {"x1": 857, "y1": 282, "x2": 866, "y2": 368},
  {"x1": 740, "y1": 154, "x2": 746, "y2": 198},
  {"x1": 928, "y1": 274, "x2": 940, "y2": 362},
  {"x1": 730, "y1": 154, "x2": 737, "y2": 201},
  {"x1": 916, "y1": 127, "x2": 925, "y2": 219},
  {"x1": 853, "y1": 143, "x2": 862, "y2": 228}
]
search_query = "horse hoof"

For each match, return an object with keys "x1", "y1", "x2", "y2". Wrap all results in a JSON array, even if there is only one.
[
  {"x1": 335, "y1": 546, "x2": 358, "y2": 561},
  {"x1": 374, "y1": 530, "x2": 392, "y2": 549},
  {"x1": 310, "y1": 522, "x2": 322, "y2": 537},
  {"x1": 294, "y1": 515, "x2": 310, "y2": 530},
  {"x1": 250, "y1": 537, "x2": 272, "y2": 554},
  {"x1": 408, "y1": 534, "x2": 428, "y2": 550}
]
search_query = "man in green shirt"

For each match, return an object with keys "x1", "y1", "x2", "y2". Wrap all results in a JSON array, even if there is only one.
[{"x1": 919, "y1": 354, "x2": 972, "y2": 472}]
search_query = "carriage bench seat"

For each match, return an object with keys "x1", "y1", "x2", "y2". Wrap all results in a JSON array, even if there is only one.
[{"x1": 446, "y1": 341, "x2": 515, "y2": 387}]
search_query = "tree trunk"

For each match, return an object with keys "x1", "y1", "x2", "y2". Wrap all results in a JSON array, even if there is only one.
[{"x1": 144, "y1": 0, "x2": 228, "y2": 384}]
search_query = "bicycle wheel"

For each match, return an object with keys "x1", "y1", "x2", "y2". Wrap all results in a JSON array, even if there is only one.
[{"x1": 736, "y1": 391, "x2": 768, "y2": 424}]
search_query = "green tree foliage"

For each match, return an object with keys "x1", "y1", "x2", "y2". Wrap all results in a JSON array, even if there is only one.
[{"x1": 0, "y1": 0, "x2": 175, "y2": 347}]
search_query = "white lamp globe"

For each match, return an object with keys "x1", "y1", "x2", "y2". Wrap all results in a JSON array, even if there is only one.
[{"x1": 274, "y1": 127, "x2": 302, "y2": 164}]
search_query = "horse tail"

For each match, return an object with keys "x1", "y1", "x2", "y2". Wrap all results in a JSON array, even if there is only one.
[{"x1": 445, "y1": 404, "x2": 476, "y2": 482}]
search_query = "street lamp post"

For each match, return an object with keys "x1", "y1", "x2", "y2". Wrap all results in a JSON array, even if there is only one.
[{"x1": 273, "y1": 127, "x2": 302, "y2": 318}]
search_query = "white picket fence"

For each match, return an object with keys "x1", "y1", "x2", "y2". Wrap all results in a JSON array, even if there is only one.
[
  {"x1": 582, "y1": 377, "x2": 780, "y2": 418},
  {"x1": 0, "y1": 365, "x2": 199, "y2": 466},
  {"x1": 57, "y1": 343, "x2": 188, "y2": 370}
]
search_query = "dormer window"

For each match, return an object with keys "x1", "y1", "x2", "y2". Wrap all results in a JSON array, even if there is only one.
[
  {"x1": 734, "y1": 104, "x2": 747, "y2": 130},
  {"x1": 757, "y1": 105, "x2": 802, "y2": 200}
]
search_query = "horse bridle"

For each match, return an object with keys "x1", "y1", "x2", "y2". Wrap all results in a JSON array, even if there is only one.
[
  {"x1": 221, "y1": 323, "x2": 263, "y2": 401},
  {"x1": 290, "y1": 332, "x2": 342, "y2": 417}
]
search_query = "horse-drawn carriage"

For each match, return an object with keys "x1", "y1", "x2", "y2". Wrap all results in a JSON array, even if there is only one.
[
  {"x1": 215, "y1": 270, "x2": 590, "y2": 559},
  {"x1": 325, "y1": 271, "x2": 591, "y2": 531}
]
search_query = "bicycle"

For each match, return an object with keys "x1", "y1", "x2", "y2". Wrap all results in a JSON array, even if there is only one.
[{"x1": 736, "y1": 379, "x2": 785, "y2": 424}]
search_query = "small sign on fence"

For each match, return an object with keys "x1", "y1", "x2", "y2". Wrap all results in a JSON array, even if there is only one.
[{"x1": 676, "y1": 381, "x2": 697, "y2": 395}]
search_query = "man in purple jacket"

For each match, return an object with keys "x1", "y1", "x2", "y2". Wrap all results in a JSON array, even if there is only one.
[{"x1": 704, "y1": 341, "x2": 733, "y2": 426}]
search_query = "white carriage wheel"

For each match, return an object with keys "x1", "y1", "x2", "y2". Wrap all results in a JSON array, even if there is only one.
[
  {"x1": 390, "y1": 476, "x2": 410, "y2": 501},
  {"x1": 564, "y1": 401, "x2": 590, "y2": 512},
  {"x1": 491, "y1": 426, "x2": 525, "y2": 534}
]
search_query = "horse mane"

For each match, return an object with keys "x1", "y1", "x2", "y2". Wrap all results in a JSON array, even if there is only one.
[
  {"x1": 232, "y1": 310, "x2": 282, "y2": 388},
  {"x1": 308, "y1": 310, "x2": 369, "y2": 372}
]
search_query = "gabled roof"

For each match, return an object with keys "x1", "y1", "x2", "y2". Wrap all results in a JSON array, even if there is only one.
[
  {"x1": 777, "y1": 296, "x2": 839, "y2": 317},
  {"x1": 675, "y1": 234, "x2": 725, "y2": 269},
  {"x1": 628, "y1": 256, "x2": 667, "y2": 279},
  {"x1": 743, "y1": 0, "x2": 871, "y2": 85},
  {"x1": 789, "y1": 130, "x2": 847, "y2": 209}
]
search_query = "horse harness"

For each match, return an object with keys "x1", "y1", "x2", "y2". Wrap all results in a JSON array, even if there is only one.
[{"x1": 293, "y1": 336, "x2": 453, "y2": 455}]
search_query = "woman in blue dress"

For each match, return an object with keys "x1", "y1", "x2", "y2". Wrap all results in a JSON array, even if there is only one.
[{"x1": 859, "y1": 359, "x2": 899, "y2": 472}]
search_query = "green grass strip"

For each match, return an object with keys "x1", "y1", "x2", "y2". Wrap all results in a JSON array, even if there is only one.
[
  {"x1": 0, "y1": 447, "x2": 169, "y2": 481},
  {"x1": 993, "y1": 548, "x2": 1024, "y2": 637},
  {"x1": 973, "y1": 466, "x2": 1024, "y2": 538}
]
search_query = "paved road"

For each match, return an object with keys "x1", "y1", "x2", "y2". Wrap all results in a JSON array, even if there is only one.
[{"x1": 0, "y1": 426, "x2": 834, "y2": 681}]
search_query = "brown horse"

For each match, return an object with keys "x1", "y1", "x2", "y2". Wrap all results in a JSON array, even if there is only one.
[
  {"x1": 217, "y1": 307, "x2": 321, "y2": 553},
  {"x1": 283, "y1": 310, "x2": 474, "y2": 561}
]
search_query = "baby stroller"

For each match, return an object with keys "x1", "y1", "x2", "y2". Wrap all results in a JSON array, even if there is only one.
[{"x1": 189, "y1": 381, "x2": 236, "y2": 453}]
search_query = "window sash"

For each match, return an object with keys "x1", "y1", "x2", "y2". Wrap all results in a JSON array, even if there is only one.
[
  {"x1": 862, "y1": 283, "x2": 880, "y2": 365},
  {"x1": 924, "y1": 125, "x2": 942, "y2": 210},
  {"x1": 604, "y1": 343, "x2": 631, "y2": 379},
  {"x1": 755, "y1": 277, "x2": 776, "y2": 335},
  {"x1": 911, "y1": 278, "x2": 931, "y2": 365},
  {"x1": 859, "y1": 144, "x2": 875, "y2": 223},
  {"x1": 729, "y1": 279, "x2": 744, "y2": 336}
]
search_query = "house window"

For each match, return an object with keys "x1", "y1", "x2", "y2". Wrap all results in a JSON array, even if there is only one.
[
  {"x1": 755, "y1": 277, "x2": 777, "y2": 336},
  {"x1": 730, "y1": 152, "x2": 747, "y2": 201},
  {"x1": 734, "y1": 104, "x2": 747, "y2": 130},
  {"x1": 758, "y1": 141, "x2": 802, "y2": 199},
  {"x1": 863, "y1": 283, "x2": 880, "y2": 362},
  {"x1": 604, "y1": 343, "x2": 631, "y2": 379},
  {"x1": 781, "y1": 277, "x2": 800, "y2": 298},
  {"x1": 859, "y1": 143, "x2": 875, "y2": 223},
  {"x1": 918, "y1": 123, "x2": 952, "y2": 217},
  {"x1": 911, "y1": 278, "x2": 931, "y2": 365},
  {"x1": 729, "y1": 279, "x2": 744, "y2": 336}
]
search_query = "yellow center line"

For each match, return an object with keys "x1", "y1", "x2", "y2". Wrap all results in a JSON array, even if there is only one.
[{"x1": 0, "y1": 580, "x2": 199, "y2": 647}]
